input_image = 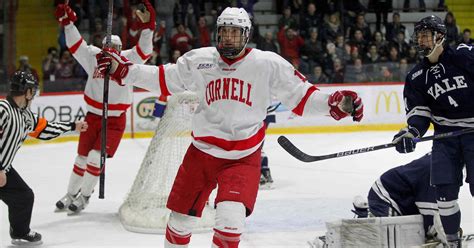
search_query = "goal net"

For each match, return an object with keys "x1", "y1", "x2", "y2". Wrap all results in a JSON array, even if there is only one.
[{"x1": 119, "y1": 92, "x2": 215, "y2": 234}]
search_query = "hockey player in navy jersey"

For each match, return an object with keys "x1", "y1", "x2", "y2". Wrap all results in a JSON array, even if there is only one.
[
  {"x1": 391, "y1": 15, "x2": 474, "y2": 247},
  {"x1": 365, "y1": 153, "x2": 445, "y2": 243}
]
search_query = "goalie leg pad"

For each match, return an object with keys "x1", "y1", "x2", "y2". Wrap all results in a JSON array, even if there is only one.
[
  {"x1": 165, "y1": 211, "x2": 196, "y2": 247},
  {"x1": 67, "y1": 155, "x2": 86, "y2": 195}
]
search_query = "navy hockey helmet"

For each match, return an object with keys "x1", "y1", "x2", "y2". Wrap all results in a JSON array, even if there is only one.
[
  {"x1": 9, "y1": 71, "x2": 38, "y2": 96},
  {"x1": 412, "y1": 15, "x2": 447, "y2": 56}
]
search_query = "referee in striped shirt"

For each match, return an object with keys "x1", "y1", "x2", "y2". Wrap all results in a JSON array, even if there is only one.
[{"x1": 0, "y1": 71, "x2": 87, "y2": 246}]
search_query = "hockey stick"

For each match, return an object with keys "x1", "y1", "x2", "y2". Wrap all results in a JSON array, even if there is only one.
[
  {"x1": 278, "y1": 127, "x2": 474, "y2": 162},
  {"x1": 99, "y1": 0, "x2": 114, "y2": 199}
]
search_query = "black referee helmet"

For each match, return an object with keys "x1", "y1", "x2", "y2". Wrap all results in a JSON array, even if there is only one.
[{"x1": 9, "y1": 71, "x2": 38, "y2": 96}]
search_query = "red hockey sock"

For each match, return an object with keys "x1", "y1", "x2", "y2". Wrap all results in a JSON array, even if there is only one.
[
  {"x1": 165, "y1": 225, "x2": 191, "y2": 246},
  {"x1": 212, "y1": 228, "x2": 241, "y2": 248}
]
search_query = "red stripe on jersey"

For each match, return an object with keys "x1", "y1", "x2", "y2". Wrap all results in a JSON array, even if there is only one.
[
  {"x1": 165, "y1": 225, "x2": 191, "y2": 245},
  {"x1": 68, "y1": 38, "x2": 83, "y2": 54},
  {"x1": 73, "y1": 165, "x2": 85, "y2": 176},
  {"x1": 220, "y1": 48, "x2": 252, "y2": 66},
  {"x1": 84, "y1": 94, "x2": 130, "y2": 111},
  {"x1": 192, "y1": 125, "x2": 265, "y2": 151},
  {"x1": 136, "y1": 44, "x2": 151, "y2": 61},
  {"x1": 292, "y1": 86, "x2": 318, "y2": 116},
  {"x1": 86, "y1": 164, "x2": 101, "y2": 176},
  {"x1": 159, "y1": 65, "x2": 171, "y2": 96}
]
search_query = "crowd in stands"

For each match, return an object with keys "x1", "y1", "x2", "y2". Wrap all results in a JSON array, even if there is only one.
[{"x1": 14, "y1": 0, "x2": 473, "y2": 93}]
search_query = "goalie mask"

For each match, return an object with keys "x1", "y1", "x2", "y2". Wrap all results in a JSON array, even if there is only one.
[
  {"x1": 411, "y1": 15, "x2": 446, "y2": 57},
  {"x1": 216, "y1": 7, "x2": 251, "y2": 58},
  {"x1": 102, "y1": 35, "x2": 123, "y2": 53}
]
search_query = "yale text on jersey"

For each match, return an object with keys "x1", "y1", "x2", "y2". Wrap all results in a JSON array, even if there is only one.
[
  {"x1": 427, "y1": 76, "x2": 467, "y2": 100},
  {"x1": 205, "y1": 78, "x2": 253, "y2": 106}
]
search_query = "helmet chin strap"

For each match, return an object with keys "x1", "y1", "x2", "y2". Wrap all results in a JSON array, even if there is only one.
[{"x1": 426, "y1": 31, "x2": 445, "y2": 58}]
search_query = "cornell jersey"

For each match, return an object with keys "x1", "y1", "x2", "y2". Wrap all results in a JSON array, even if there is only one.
[
  {"x1": 64, "y1": 23, "x2": 152, "y2": 116},
  {"x1": 404, "y1": 44, "x2": 474, "y2": 133},
  {"x1": 127, "y1": 47, "x2": 331, "y2": 159}
]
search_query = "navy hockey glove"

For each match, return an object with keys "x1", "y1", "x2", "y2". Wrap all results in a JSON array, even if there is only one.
[{"x1": 392, "y1": 126, "x2": 421, "y2": 153}]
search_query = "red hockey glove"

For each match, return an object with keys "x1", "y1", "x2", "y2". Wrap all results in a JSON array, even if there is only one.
[
  {"x1": 328, "y1": 90, "x2": 364, "y2": 122},
  {"x1": 96, "y1": 48, "x2": 132, "y2": 86},
  {"x1": 55, "y1": 4, "x2": 77, "y2": 26},
  {"x1": 136, "y1": 0, "x2": 156, "y2": 31}
]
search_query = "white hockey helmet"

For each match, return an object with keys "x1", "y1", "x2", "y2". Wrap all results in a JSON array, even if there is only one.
[
  {"x1": 102, "y1": 35, "x2": 123, "y2": 52},
  {"x1": 216, "y1": 7, "x2": 252, "y2": 58}
]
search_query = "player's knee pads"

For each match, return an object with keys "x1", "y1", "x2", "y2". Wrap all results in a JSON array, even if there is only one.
[
  {"x1": 168, "y1": 211, "x2": 197, "y2": 236},
  {"x1": 86, "y1": 150, "x2": 101, "y2": 167},
  {"x1": 74, "y1": 155, "x2": 87, "y2": 169},
  {"x1": 215, "y1": 201, "x2": 246, "y2": 234}
]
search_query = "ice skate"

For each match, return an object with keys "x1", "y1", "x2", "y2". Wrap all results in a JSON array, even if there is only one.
[
  {"x1": 11, "y1": 230, "x2": 42, "y2": 246},
  {"x1": 55, "y1": 192, "x2": 79, "y2": 212},
  {"x1": 68, "y1": 194, "x2": 90, "y2": 214},
  {"x1": 259, "y1": 168, "x2": 274, "y2": 190}
]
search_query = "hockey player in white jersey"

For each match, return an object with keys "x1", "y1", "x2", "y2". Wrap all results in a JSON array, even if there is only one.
[
  {"x1": 53, "y1": 0, "x2": 154, "y2": 213},
  {"x1": 97, "y1": 7, "x2": 364, "y2": 247}
]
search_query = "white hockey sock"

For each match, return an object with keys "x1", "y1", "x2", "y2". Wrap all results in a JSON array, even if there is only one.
[
  {"x1": 80, "y1": 150, "x2": 101, "y2": 197},
  {"x1": 67, "y1": 155, "x2": 87, "y2": 195},
  {"x1": 212, "y1": 201, "x2": 245, "y2": 248},
  {"x1": 164, "y1": 211, "x2": 196, "y2": 247}
]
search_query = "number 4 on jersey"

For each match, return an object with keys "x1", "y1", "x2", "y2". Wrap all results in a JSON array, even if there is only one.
[{"x1": 448, "y1": 96, "x2": 458, "y2": 107}]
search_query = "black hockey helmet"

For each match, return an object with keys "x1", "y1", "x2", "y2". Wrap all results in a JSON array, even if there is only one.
[
  {"x1": 9, "y1": 71, "x2": 38, "y2": 96},
  {"x1": 412, "y1": 15, "x2": 447, "y2": 56}
]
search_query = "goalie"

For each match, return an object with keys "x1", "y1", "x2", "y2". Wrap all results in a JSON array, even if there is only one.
[{"x1": 356, "y1": 153, "x2": 454, "y2": 246}]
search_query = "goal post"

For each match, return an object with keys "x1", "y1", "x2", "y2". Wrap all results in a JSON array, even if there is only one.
[{"x1": 119, "y1": 92, "x2": 215, "y2": 234}]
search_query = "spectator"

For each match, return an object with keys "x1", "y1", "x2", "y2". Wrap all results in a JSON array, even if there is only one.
[
  {"x1": 406, "y1": 45, "x2": 421, "y2": 64},
  {"x1": 394, "y1": 58, "x2": 410, "y2": 81},
  {"x1": 284, "y1": 0, "x2": 305, "y2": 16},
  {"x1": 237, "y1": 0, "x2": 258, "y2": 18},
  {"x1": 300, "y1": 28, "x2": 324, "y2": 74},
  {"x1": 321, "y1": 12, "x2": 343, "y2": 43},
  {"x1": 54, "y1": 50, "x2": 77, "y2": 80},
  {"x1": 391, "y1": 31, "x2": 410, "y2": 57},
  {"x1": 331, "y1": 58, "x2": 345, "y2": 83},
  {"x1": 444, "y1": 12, "x2": 460, "y2": 47},
  {"x1": 170, "y1": 23, "x2": 193, "y2": 56},
  {"x1": 372, "y1": 31, "x2": 389, "y2": 58},
  {"x1": 349, "y1": 29, "x2": 368, "y2": 54},
  {"x1": 321, "y1": 42, "x2": 339, "y2": 76},
  {"x1": 90, "y1": 18, "x2": 105, "y2": 48},
  {"x1": 385, "y1": 12, "x2": 407, "y2": 43},
  {"x1": 459, "y1": 28, "x2": 473, "y2": 45},
  {"x1": 377, "y1": 65, "x2": 394, "y2": 82},
  {"x1": 256, "y1": 32, "x2": 279, "y2": 53},
  {"x1": 41, "y1": 47, "x2": 59, "y2": 82},
  {"x1": 124, "y1": 3, "x2": 141, "y2": 48},
  {"x1": 277, "y1": 26, "x2": 305, "y2": 68},
  {"x1": 349, "y1": 46, "x2": 362, "y2": 64},
  {"x1": 169, "y1": 49, "x2": 182, "y2": 64},
  {"x1": 342, "y1": 0, "x2": 366, "y2": 27},
  {"x1": 155, "y1": 0, "x2": 175, "y2": 40},
  {"x1": 309, "y1": 65, "x2": 330, "y2": 84},
  {"x1": 369, "y1": 0, "x2": 392, "y2": 31},
  {"x1": 364, "y1": 44, "x2": 383, "y2": 64},
  {"x1": 16, "y1": 56, "x2": 39, "y2": 82},
  {"x1": 152, "y1": 20, "x2": 166, "y2": 65},
  {"x1": 346, "y1": 58, "x2": 369, "y2": 83},
  {"x1": 195, "y1": 16, "x2": 211, "y2": 48},
  {"x1": 386, "y1": 45, "x2": 400, "y2": 64},
  {"x1": 299, "y1": 3, "x2": 323, "y2": 39},
  {"x1": 278, "y1": 6, "x2": 298, "y2": 30},
  {"x1": 403, "y1": 0, "x2": 425, "y2": 12},
  {"x1": 347, "y1": 13, "x2": 372, "y2": 43}
]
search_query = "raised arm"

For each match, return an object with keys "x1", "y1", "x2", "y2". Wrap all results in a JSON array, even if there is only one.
[
  {"x1": 56, "y1": 3, "x2": 100, "y2": 74},
  {"x1": 122, "y1": 0, "x2": 155, "y2": 63}
]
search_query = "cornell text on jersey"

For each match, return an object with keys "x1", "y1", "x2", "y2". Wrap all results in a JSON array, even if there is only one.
[{"x1": 205, "y1": 78, "x2": 253, "y2": 106}]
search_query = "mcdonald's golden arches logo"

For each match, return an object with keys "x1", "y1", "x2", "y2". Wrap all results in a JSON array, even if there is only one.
[{"x1": 375, "y1": 91, "x2": 401, "y2": 114}]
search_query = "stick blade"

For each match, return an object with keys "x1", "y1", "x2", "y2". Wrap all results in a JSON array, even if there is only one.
[{"x1": 277, "y1": 136, "x2": 317, "y2": 162}]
